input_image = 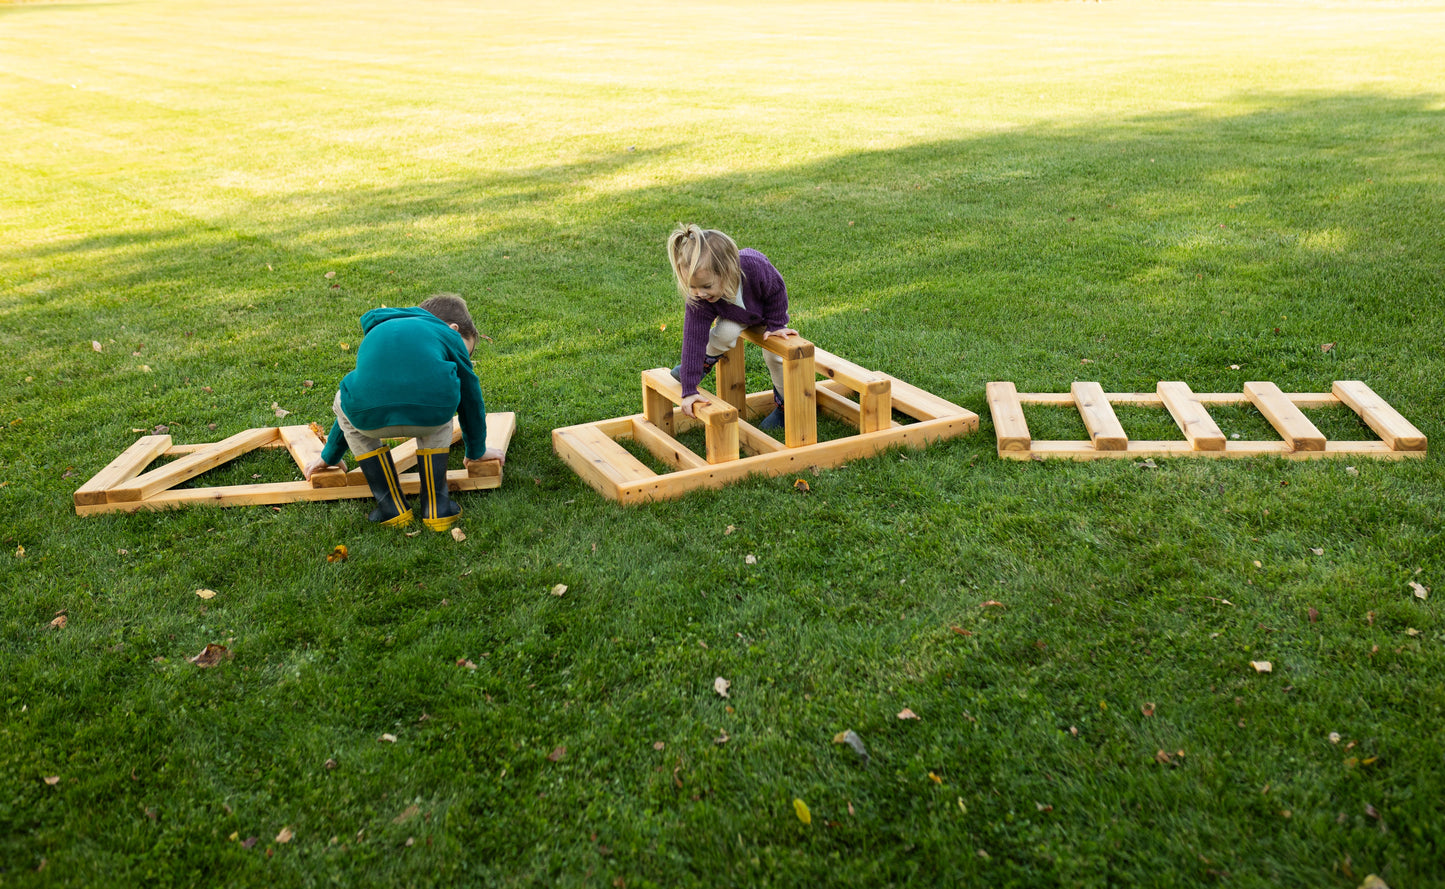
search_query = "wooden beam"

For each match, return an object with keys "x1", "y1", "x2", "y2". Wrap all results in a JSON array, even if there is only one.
[
  {"x1": 1332, "y1": 381, "x2": 1426, "y2": 452},
  {"x1": 630, "y1": 417, "x2": 709, "y2": 471},
  {"x1": 739, "y1": 327, "x2": 814, "y2": 361},
  {"x1": 1071, "y1": 381, "x2": 1128, "y2": 450},
  {"x1": 1245, "y1": 381, "x2": 1325, "y2": 451},
  {"x1": 1157, "y1": 382, "x2": 1225, "y2": 451},
  {"x1": 737, "y1": 417, "x2": 787, "y2": 456},
  {"x1": 738, "y1": 327, "x2": 817, "y2": 447},
  {"x1": 106, "y1": 427, "x2": 279, "y2": 503},
  {"x1": 73, "y1": 434, "x2": 173, "y2": 507},
  {"x1": 885, "y1": 374, "x2": 969, "y2": 421},
  {"x1": 1004, "y1": 439, "x2": 1420, "y2": 462},
  {"x1": 640, "y1": 369, "x2": 739, "y2": 464},
  {"x1": 277, "y1": 425, "x2": 348, "y2": 488},
  {"x1": 986, "y1": 381, "x2": 1031, "y2": 454},
  {"x1": 552, "y1": 423, "x2": 657, "y2": 500}
]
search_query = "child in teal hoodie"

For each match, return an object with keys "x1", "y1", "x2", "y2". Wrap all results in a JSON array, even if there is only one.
[{"x1": 305, "y1": 294, "x2": 504, "y2": 531}]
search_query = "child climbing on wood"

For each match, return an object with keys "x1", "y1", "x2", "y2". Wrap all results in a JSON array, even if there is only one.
[
  {"x1": 667, "y1": 224, "x2": 799, "y2": 431},
  {"x1": 304, "y1": 293, "x2": 504, "y2": 531}
]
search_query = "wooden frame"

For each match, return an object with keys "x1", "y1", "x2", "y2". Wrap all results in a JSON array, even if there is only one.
[
  {"x1": 987, "y1": 380, "x2": 1425, "y2": 461},
  {"x1": 74, "y1": 413, "x2": 515, "y2": 515},
  {"x1": 554, "y1": 332, "x2": 978, "y2": 503}
]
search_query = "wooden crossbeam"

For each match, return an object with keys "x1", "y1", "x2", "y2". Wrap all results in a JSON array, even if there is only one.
[
  {"x1": 1245, "y1": 381, "x2": 1325, "y2": 452},
  {"x1": 1072, "y1": 381, "x2": 1127, "y2": 450},
  {"x1": 1332, "y1": 380, "x2": 1426, "y2": 451},
  {"x1": 1157, "y1": 381, "x2": 1226, "y2": 451},
  {"x1": 641, "y1": 369, "x2": 739, "y2": 464},
  {"x1": 986, "y1": 381, "x2": 1030, "y2": 454}
]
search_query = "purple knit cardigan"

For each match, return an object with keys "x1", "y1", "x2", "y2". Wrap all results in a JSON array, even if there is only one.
[{"x1": 677, "y1": 248, "x2": 790, "y2": 397}]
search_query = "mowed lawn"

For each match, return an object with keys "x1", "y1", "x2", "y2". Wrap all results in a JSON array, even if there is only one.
[{"x1": 2, "y1": 0, "x2": 1444, "y2": 885}]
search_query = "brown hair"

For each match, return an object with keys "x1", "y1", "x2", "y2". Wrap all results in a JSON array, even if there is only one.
[
  {"x1": 666, "y1": 224, "x2": 741, "y2": 305},
  {"x1": 418, "y1": 293, "x2": 478, "y2": 342}
]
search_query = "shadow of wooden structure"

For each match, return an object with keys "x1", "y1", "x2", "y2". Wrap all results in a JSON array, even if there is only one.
[
  {"x1": 554, "y1": 329, "x2": 978, "y2": 503},
  {"x1": 74, "y1": 413, "x2": 515, "y2": 515}
]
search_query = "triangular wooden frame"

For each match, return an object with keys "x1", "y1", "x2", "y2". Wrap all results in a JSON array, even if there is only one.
[{"x1": 74, "y1": 413, "x2": 515, "y2": 516}]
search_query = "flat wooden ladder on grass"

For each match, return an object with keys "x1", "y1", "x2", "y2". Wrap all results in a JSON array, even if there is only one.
[
  {"x1": 74, "y1": 413, "x2": 515, "y2": 515},
  {"x1": 553, "y1": 329, "x2": 978, "y2": 503},
  {"x1": 986, "y1": 380, "x2": 1425, "y2": 460}
]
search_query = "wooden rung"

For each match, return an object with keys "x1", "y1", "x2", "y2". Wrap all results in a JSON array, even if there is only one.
[
  {"x1": 107, "y1": 427, "x2": 279, "y2": 503},
  {"x1": 737, "y1": 417, "x2": 787, "y2": 455},
  {"x1": 1245, "y1": 381, "x2": 1325, "y2": 451},
  {"x1": 886, "y1": 375, "x2": 969, "y2": 421},
  {"x1": 1071, "y1": 381, "x2": 1128, "y2": 450},
  {"x1": 630, "y1": 417, "x2": 710, "y2": 471},
  {"x1": 812, "y1": 347, "x2": 891, "y2": 396},
  {"x1": 552, "y1": 424, "x2": 658, "y2": 495},
  {"x1": 74, "y1": 434, "x2": 173, "y2": 507},
  {"x1": 739, "y1": 327, "x2": 814, "y2": 361},
  {"x1": 1157, "y1": 381, "x2": 1225, "y2": 451},
  {"x1": 986, "y1": 381, "x2": 1030, "y2": 453},
  {"x1": 1333, "y1": 381, "x2": 1426, "y2": 451}
]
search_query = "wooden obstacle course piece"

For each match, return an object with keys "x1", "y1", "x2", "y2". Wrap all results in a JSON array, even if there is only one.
[
  {"x1": 987, "y1": 380, "x2": 1424, "y2": 461},
  {"x1": 554, "y1": 332, "x2": 977, "y2": 503},
  {"x1": 74, "y1": 413, "x2": 515, "y2": 515}
]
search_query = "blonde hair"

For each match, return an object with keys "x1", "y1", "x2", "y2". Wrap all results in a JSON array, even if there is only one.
[{"x1": 667, "y1": 224, "x2": 741, "y2": 305}]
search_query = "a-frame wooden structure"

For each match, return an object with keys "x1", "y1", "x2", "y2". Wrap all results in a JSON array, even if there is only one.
[{"x1": 74, "y1": 413, "x2": 515, "y2": 516}]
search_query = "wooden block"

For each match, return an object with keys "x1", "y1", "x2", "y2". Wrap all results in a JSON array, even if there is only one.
[
  {"x1": 630, "y1": 417, "x2": 709, "y2": 471},
  {"x1": 1244, "y1": 381, "x2": 1325, "y2": 451},
  {"x1": 703, "y1": 408, "x2": 741, "y2": 464},
  {"x1": 739, "y1": 327, "x2": 814, "y2": 361},
  {"x1": 781, "y1": 351, "x2": 818, "y2": 449},
  {"x1": 74, "y1": 435, "x2": 173, "y2": 507},
  {"x1": 1157, "y1": 382, "x2": 1225, "y2": 451},
  {"x1": 641, "y1": 369, "x2": 737, "y2": 426},
  {"x1": 277, "y1": 425, "x2": 348, "y2": 488},
  {"x1": 107, "y1": 427, "x2": 278, "y2": 503},
  {"x1": 715, "y1": 341, "x2": 749, "y2": 411},
  {"x1": 986, "y1": 381, "x2": 1030, "y2": 453},
  {"x1": 642, "y1": 374, "x2": 675, "y2": 434},
  {"x1": 1333, "y1": 381, "x2": 1426, "y2": 451},
  {"x1": 1071, "y1": 382, "x2": 1128, "y2": 450}
]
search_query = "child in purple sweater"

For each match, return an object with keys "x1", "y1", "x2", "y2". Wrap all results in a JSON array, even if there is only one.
[{"x1": 666, "y1": 224, "x2": 799, "y2": 431}]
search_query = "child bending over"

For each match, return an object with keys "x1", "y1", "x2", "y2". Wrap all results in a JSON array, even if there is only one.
[
  {"x1": 305, "y1": 293, "x2": 504, "y2": 531},
  {"x1": 667, "y1": 224, "x2": 798, "y2": 431}
]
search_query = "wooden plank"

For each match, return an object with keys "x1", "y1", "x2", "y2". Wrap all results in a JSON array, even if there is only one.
[
  {"x1": 1333, "y1": 381, "x2": 1426, "y2": 451},
  {"x1": 107, "y1": 427, "x2": 278, "y2": 503},
  {"x1": 1071, "y1": 381, "x2": 1128, "y2": 450},
  {"x1": 1157, "y1": 382, "x2": 1225, "y2": 451},
  {"x1": 986, "y1": 381, "x2": 1030, "y2": 453},
  {"x1": 715, "y1": 342, "x2": 749, "y2": 412},
  {"x1": 612, "y1": 413, "x2": 976, "y2": 504},
  {"x1": 1245, "y1": 381, "x2": 1325, "y2": 451},
  {"x1": 812, "y1": 347, "x2": 890, "y2": 396},
  {"x1": 816, "y1": 384, "x2": 862, "y2": 427},
  {"x1": 630, "y1": 417, "x2": 709, "y2": 471},
  {"x1": 552, "y1": 424, "x2": 656, "y2": 500},
  {"x1": 74, "y1": 435, "x2": 173, "y2": 507},
  {"x1": 1011, "y1": 391, "x2": 1341, "y2": 408},
  {"x1": 739, "y1": 327, "x2": 813, "y2": 361},
  {"x1": 886, "y1": 374, "x2": 970, "y2": 421},
  {"x1": 278, "y1": 425, "x2": 348, "y2": 488},
  {"x1": 1005, "y1": 439, "x2": 1421, "y2": 462},
  {"x1": 703, "y1": 406, "x2": 741, "y2": 464},
  {"x1": 737, "y1": 417, "x2": 787, "y2": 455}
]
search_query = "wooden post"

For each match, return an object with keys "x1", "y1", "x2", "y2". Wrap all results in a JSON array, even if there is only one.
[
  {"x1": 641, "y1": 368, "x2": 739, "y2": 464},
  {"x1": 642, "y1": 371, "x2": 675, "y2": 435},
  {"x1": 1157, "y1": 381, "x2": 1226, "y2": 451},
  {"x1": 741, "y1": 328, "x2": 816, "y2": 448},
  {"x1": 814, "y1": 347, "x2": 892, "y2": 433},
  {"x1": 715, "y1": 341, "x2": 749, "y2": 413}
]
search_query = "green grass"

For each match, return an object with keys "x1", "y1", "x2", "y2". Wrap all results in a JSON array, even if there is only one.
[{"x1": 3, "y1": 0, "x2": 1444, "y2": 885}]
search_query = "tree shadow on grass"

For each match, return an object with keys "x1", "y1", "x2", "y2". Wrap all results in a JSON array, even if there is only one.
[{"x1": 3, "y1": 91, "x2": 1442, "y2": 465}]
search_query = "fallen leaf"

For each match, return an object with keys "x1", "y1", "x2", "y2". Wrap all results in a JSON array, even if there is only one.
[
  {"x1": 950, "y1": 626, "x2": 973, "y2": 636},
  {"x1": 325, "y1": 758, "x2": 337, "y2": 769},
  {"x1": 195, "y1": 588, "x2": 218, "y2": 600},
  {"x1": 339, "y1": 343, "x2": 350, "y2": 351},
  {"x1": 378, "y1": 733, "x2": 397, "y2": 743},
  {"x1": 327, "y1": 545, "x2": 348, "y2": 563},
  {"x1": 833, "y1": 730, "x2": 869, "y2": 764},
  {"x1": 1310, "y1": 547, "x2": 1324, "y2": 556},
  {"x1": 1346, "y1": 466, "x2": 1359, "y2": 477},
  {"x1": 1409, "y1": 581, "x2": 1429, "y2": 600},
  {"x1": 139, "y1": 365, "x2": 152, "y2": 373},
  {"x1": 44, "y1": 775, "x2": 60, "y2": 785},
  {"x1": 189, "y1": 643, "x2": 232, "y2": 667},
  {"x1": 1405, "y1": 628, "x2": 1421, "y2": 637},
  {"x1": 242, "y1": 836, "x2": 258, "y2": 849},
  {"x1": 1253, "y1": 560, "x2": 1263, "y2": 568},
  {"x1": 714, "y1": 730, "x2": 729, "y2": 745},
  {"x1": 392, "y1": 804, "x2": 420, "y2": 825},
  {"x1": 1359, "y1": 876, "x2": 1391, "y2": 889},
  {"x1": 1329, "y1": 732, "x2": 1341, "y2": 744},
  {"x1": 1309, "y1": 607, "x2": 1320, "y2": 624},
  {"x1": 724, "y1": 524, "x2": 735, "y2": 535},
  {"x1": 929, "y1": 771, "x2": 943, "y2": 784},
  {"x1": 92, "y1": 340, "x2": 103, "y2": 352},
  {"x1": 653, "y1": 741, "x2": 665, "y2": 751},
  {"x1": 406, "y1": 530, "x2": 422, "y2": 538},
  {"x1": 450, "y1": 527, "x2": 466, "y2": 542},
  {"x1": 15, "y1": 545, "x2": 25, "y2": 559},
  {"x1": 276, "y1": 827, "x2": 293, "y2": 844},
  {"x1": 547, "y1": 746, "x2": 566, "y2": 762},
  {"x1": 456, "y1": 659, "x2": 477, "y2": 670},
  {"x1": 744, "y1": 554, "x2": 757, "y2": 565},
  {"x1": 714, "y1": 677, "x2": 731, "y2": 698},
  {"x1": 1141, "y1": 703, "x2": 1156, "y2": 717},
  {"x1": 897, "y1": 708, "x2": 919, "y2": 720},
  {"x1": 1137, "y1": 459, "x2": 1158, "y2": 469},
  {"x1": 303, "y1": 380, "x2": 314, "y2": 388},
  {"x1": 1155, "y1": 750, "x2": 1174, "y2": 765},
  {"x1": 1364, "y1": 803, "x2": 1380, "y2": 820},
  {"x1": 793, "y1": 798, "x2": 811, "y2": 825},
  {"x1": 1250, "y1": 660, "x2": 1273, "y2": 673},
  {"x1": 550, "y1": 584, "x2": 567, "y2": 597},
  {"x1": 271, "y1": 402, "x2": 290, "y2": 418},
  {"x1": 324, "y1": 271, "x2": 336, "y2": 279},
  {"x1": 1321, "y1": 342, "x2": 1335, "y2": 353},
  {"x1": 1036, "y1": 801, "x2": 1053, "y2": 812},
  {"x1": 48, "y1": 614, "x2": 66, "y2": 630},
  {"x1": 979, "y1": 600, "x2": 1004, "y2": 608},
  {"x1": 1229, "y1": 364, "x2": 1241, "y2": 370},
  {"x1": 793, "y1": 478, "x2": 811, "y2": 493},
  {"x1": 309, "y1": 421, "x2": 326, "y2": 441}
]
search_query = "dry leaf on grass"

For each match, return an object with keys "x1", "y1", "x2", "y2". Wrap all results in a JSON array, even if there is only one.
[
  {"x1": 1321, "y1": 342, "x2": 1335, "y2": 353},
  {"x1": 271, "y1": 402, "x2": 290, "y2": 419},
  {"x1": 48, "y1": 614, "x2": 67, "y2": 630},
  {"x1": 550, "y1": 584, "x2": 567, "y2": 597},
  {"x1": 190, "y1": 643, "x2": 232, "y2": 667},
  {"x1": 195, "y1": 588, "x2": 218, "y2": 600},
  {"x1": 1250, "y1": 660, "x2": 1273, "y2": 673},
  {"x1": 793, "y1": 799, "x2": 811, "y2": 825},
  {"x1": 1140, "y1": 703, "x2": 1156, "y2": 717},
  {"x1": 1409, "y1": 581, "x2": 1429, "y2": 600},
  {"x1": 327, "y1": 545, "x2": 347, "y2": 563},
  {"x1": 44, "y1": 775, "x2": 60, "y2": 785},
  {"x1": 793, "y1": 478, "x2": 811, "y2": 493},
  {"x1": 450, "y1": 527, "x2": 466, "y2": 542},
  {"x1": 833, "y1": 730, "x2": 869, "y2": 765},
  {"x1": 308, "y1": 421, "x2": 326, "y2": 441},
  {"x1": 897, "y1": 708, "x2": 919, "y2": 720},
  {"x1": 91, "y1": 341, "x2": 103, "y2": 352},
  {"x1": 378, "y1": 733, "x2": 397, "y2": 743},
  {"x1": 276, "y1": 827, "x2": 294, "y2": 844},
  {"x1": 979, "y1": 600, "x2": 1004, "y2": 608},
  {"x1": 724, "y1": 524, "x2": 735, "y2": 535},
  {"x1": 392, "y1": 804, "x2": 420, "y2": 825},
  {"x1": 714, "y1": 677, "x2": 731, "y2": 698},
  {"x1": 15, "y1": 545, "x2": 26, "y2": 559},
  {"x1": 547, "y1": 746, "x2": 566, "y2": 762},
  {"x1": 744, "y1": 554, "x2": 757, "y2": 565}
]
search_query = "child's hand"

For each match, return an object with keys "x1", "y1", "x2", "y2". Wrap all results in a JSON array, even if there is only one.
[
  {"x1": 304, "y1": 457, "x2": 346, "y2": 479},
  {"x1": 764, "y1": 327, "x2": 799, "y2": 340},
  {"x1": 681, "y1": 393, "x2": 710, "y2": 418}
]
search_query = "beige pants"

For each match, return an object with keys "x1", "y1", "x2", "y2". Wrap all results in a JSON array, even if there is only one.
[
  {"x1": 708, "y1": 319, "x2": 786, "y2": 394},
  {"x1": 332, "y1": 390, "x2": 453, "y2": 456}
]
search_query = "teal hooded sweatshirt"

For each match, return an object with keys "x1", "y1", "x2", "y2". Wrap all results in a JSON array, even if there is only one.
[{"x1": 320, "y1": 307, "x2": 487, "y2": 464}]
